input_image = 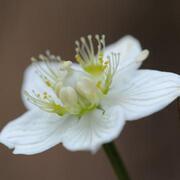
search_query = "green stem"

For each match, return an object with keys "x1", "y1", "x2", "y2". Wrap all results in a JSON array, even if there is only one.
[{"x1": 103, "y1": 142, "x2": 130, "y2": 180}]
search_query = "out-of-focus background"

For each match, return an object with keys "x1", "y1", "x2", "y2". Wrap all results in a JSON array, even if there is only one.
[{"x1": 0, "y1": 0, "x2": 180, "y2": 179}]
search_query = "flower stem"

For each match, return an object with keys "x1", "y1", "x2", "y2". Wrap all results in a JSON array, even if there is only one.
[{"x1": 103, "y1": 142, "x2": 130, "y2": 180}]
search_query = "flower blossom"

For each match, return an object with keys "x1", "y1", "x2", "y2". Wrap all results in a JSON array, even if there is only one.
[{"x1": 0, "y1": 35, "x2": 180, "y2": 155}]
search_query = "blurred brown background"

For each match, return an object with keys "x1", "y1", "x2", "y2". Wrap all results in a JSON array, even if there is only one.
[{"x1": 0, "y1": 0, "x2": 180, "y2": 179}]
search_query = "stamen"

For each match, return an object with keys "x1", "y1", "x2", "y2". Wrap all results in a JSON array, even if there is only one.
[
  {"x1": 136, "y1": 49, "x2": 149, "y2": 62},
  {"x1": 80, "y1": 37, "x2": 91, "y2": 56},
  {"x1": 31, "y1": 51, "x2": 70, "y2": 92},
  {"x1": 87, "y1": 35, "x2": 95, "y2": 59},
  {"x1": 75, "y1": 35, "x2": 107, "y2": 76},
  {"x1": 24, "y1": 90, "x2": 66, "y2": 116},
  {"x1": 31, "y1": 56, "x2": 57, "y2": 82},
  {"x1": 97, "y1": 52, "x2": 120, "y2": 94}
]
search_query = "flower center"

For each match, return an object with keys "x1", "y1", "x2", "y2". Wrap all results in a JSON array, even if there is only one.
[{"x1": 25, "y1": 35, "x2": 120, "y2": 116}]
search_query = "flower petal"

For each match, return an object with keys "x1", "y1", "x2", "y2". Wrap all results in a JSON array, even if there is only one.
[
  {"x1": 0, "y1": 109, "x2": 68, "y2": 155},
  {"x1": 62, "y1": 106, "x2": 125, "y2": 152},
  {"x1": 104, "y1": 35, "x2": 144, "y2": 74},
  {"x1": 103, "y1": 70, "x2": 180, "y2": 121},
  {"x1": 21, "y1": 62, "x2": 80, "y2": 110}
]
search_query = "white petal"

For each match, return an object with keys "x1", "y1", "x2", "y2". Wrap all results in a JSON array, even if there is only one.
[
  {"x1": 21, "y1": 62, "x2": 80, "y2": 110},
  {"x1": 0, "y1": 109, "x2": 68, "y2": 155},
  {"x1": 104, "y1": 35, "x2": 143, "y2": 74},
  {"x1": 103, "y1": 70, "x2": 180, "y2": 121},
  {"x1": 62, "y1": 106, "x2": 125, "y2": 152},
  {"x1": 71, "y1": 62, "x2": 81, "y2": 71}
]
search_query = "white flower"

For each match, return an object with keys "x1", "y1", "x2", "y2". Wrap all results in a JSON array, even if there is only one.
[{"x1": 1, "y1": 35, "x2": 180, "y2": 155}]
